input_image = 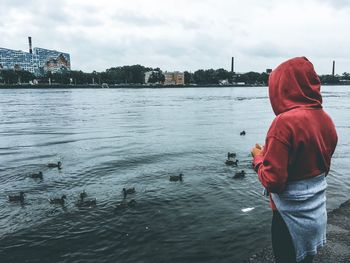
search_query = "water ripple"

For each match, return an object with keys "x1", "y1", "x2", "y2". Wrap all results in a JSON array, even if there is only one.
[{"x1": 0, "y1": 86, "x2": 348, "y2": 263}]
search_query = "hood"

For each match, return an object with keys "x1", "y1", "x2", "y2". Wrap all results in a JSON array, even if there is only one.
[{"x1": 268, "y1": 56, "x2": 322, "y2": 115}]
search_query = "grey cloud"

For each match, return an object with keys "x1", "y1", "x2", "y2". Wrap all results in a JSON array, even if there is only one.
[
  {"x1": 241, "y1": 42, "x2": 295, "y2": 58},
  {"x1": 317, "y1": 0, "x2": 350, "y2": 8},
  {"x1": 178, "y1": 20, "x2": 201, "y2": 30},
  {"x1": 112, "y1": 10, "x2": 201, "y2": 30},
  {"x1": 1, "y1": 0, "x2": 350, "y2": 74},
  {"x1": 66, "y1": 32, "x2": 226, "y2": 71},
  {"x1": 112, "y1": 11, "x2": 167, "y2": 27},
  {"x1": 1, "y1": 0, "x2": 103, "y2": 30},
  {"x1": 34, "y1": 7, "x2": 71, "y2": 27},
  {"x1": 0, "y1": 0, "x2": 36, "y2": 8},
  {"x1": 153, "y1": 44, "x2": 190, "y2": 58}
]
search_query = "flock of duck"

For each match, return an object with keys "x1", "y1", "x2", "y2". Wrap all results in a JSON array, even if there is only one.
[
  {"x1": 7, "y1": 161, "x2": 185, "y2": 210},
  {"x1": 8, "y1": 161, "x2": 63, "y2": 204},
  {"x1": 225, "y1": 130, "x2": 247, "y2": 179},
  {"x1": 7, "y1": 130, "x2": 247, "y2": 207},
  {"x1": 225, "y1": 152, "x2": 246, "y2": 178}
]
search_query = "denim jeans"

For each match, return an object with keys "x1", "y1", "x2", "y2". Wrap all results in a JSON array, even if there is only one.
[{"x1": 272, "y1": 211, "x2": 314, "y2": 263}]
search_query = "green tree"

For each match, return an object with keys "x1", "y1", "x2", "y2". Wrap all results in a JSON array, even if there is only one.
[
  {"x1": 184, "y1": 71, "x2": 194, "y2": 84},
  {"x1": 342, "y1": 72, "x2": 350, "y2": 80},
  {"x1": 319, "y1": 75, "x2": 340, "y2": 84},
  {"x1": 148, "y1": 70, "x2": 165, "y2": 84},
  {"x1": 193, "y1": 69, "x2": 218, "y2": 84},
  {"x1": 258, "y1": 72, "x2": 269, "y2": 85},
  {"x1": 0, "y1": 70, "x2": 18, "y2": 84},
  {"x1": 18, "y1": 70, "x2": 35, "y2": 83}
]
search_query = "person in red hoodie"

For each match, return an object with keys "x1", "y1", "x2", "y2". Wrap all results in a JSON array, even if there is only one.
[{"x1": 251, "y1": 57, "x2": 337, "y2": 263}]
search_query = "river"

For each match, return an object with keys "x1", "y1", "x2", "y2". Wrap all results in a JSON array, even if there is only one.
[{"x1": 0, "y1": 86, "x2": 349, "y2": 262}]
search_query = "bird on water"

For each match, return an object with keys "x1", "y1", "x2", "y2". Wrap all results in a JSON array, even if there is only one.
[
  {"x1": 8, "y1": 192, "x2": 25, "y2": 202},
  {"x1": 30, "y1": 171, "x2": 43, "y2": 179},
  {"x1": 122, "y1": 187, "x2": 136, "y2": 198},
  {"x1": 47, "y1": 161, "x2": 62, "y2": 169},
  {"x1": 49, "y1": 195, "x2": 67, "y2": 205},
  {"x1": 169, "y1": 173, "x2": 183, "y2": 182}
]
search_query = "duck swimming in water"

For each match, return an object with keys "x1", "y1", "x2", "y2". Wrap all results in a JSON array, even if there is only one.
[
  {"x1": 8, "y1": 192, "x2": 25, "y2": 202},
  {"x1": 76, "y1": 191, "x2": 96, "y2": 207},
  {"x1": 240, "y1": 130, "x2": 246, "y2": 136},
  {"x1": 81, "y1": 199, "x2": 96, "y2": 207},
  {"x1": 116, "y1": 199, "x2": 137, "y2": 209},
  {"x1": 122, "y1": 188, "x2": 135, "y2": 198},
  {"x1": 169, "y1": 173, "x2": 183, "y2": 182},
  {"x1": 79, "y1": 191, "x2": 87, "y2": 199},
  {"x1": 49, "y1": 195, "x2": 66, "y2": 205},
  {"x1": 30, "y1": 171, "x2": 43, "y2": 179},
  {"x1": 234, "y1": 170, "x2": 246, "y2": 179},
  {"x1": 77, "y1": 198, "x2": 97, "y2": 207},
  {"x1": 227, "y1": 152, "x2": 236, "y2": 159},
  {"x1": 47, "y1": 161, "x2": 62, "y2": 169},
  {"x1": 225, "y1": 159, "x2": 239, "y2": 166},
  {"x1": 225, "y1": 152, "x2": 239, "y2": 166}
]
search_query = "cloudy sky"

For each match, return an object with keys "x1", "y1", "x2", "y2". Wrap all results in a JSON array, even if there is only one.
[{"x1": 1, "y1": 0, "x2": 349, "y2": 74}]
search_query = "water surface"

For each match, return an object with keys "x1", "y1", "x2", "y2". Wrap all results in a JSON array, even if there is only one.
[{"x1": 0, "y1": 86, "x2": 349, "y2": 262}]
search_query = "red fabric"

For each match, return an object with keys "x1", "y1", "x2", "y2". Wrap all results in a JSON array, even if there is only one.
[{"x1": 253, "y1": 57, "x2": 338, "y2": 210}]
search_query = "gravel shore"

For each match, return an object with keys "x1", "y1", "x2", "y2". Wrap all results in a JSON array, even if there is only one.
[{"x1": 246, "y1": 200, "x2": 350, "y2": 263}]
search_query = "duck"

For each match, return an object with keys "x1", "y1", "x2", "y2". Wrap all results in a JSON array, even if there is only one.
[
  {"x1": 227, "y1": 152, "x2": 236, "y2": 159},
  {"x1": 77, "y1": 198, "x2": 97, "y2": 207},
  {"x1": 47, "y1": 161, "x2": 62, "y2": 169},
  {"x1": 240, "y1": 130, "x2": 246, "y2": 136},
  {"x1": 81, "y1": 199, "x2": 97, "y2": 207},
  {"x1": 225, "y1": 158, "x2": 239, "y2": 166},
  {"x1": 76, "y1": 191, "x2": 96, "y2": 207},
  {"x1": 234, "y1": 170, "x2": 246, "y2": 179},
  {"x1": 8, "y1": 192, "x2": 25, "y2": 202},
  {"x1": 122, "y1": 188, "x2": 136, "y2": 198},
  {"x1": 30, "y1": 171, "x2": 43, "y2": 179},
  {"x1": 169, "y1": 173, "x2": 183, "y2": 182},
  {"x1": 128, "y1": 199, "x2": 137, "y2": 207},
  {"x1": 79, "y1": 191, "x2": 87, "y2": 199},
  {"x1": 49, "y1": 195, "x2": 67, "y2": 205},
  {"x1": 116, "y1": 199, "x2": 137, "y2": 209}
]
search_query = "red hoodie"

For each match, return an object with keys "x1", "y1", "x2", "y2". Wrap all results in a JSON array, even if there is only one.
[{"x1": 253, "y1": 57, "x2": 338, "y2": 210}]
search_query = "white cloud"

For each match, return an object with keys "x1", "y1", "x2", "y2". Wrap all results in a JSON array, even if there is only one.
[{"x1": 1, "y1": 0, "x2": 349, "y2": 74}]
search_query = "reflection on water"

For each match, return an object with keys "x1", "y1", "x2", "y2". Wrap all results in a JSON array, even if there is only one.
[{"x1": 0, "y1": 86, "x2": 349, "y2": 262}]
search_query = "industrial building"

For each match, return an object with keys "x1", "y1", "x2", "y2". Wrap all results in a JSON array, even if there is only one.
[{"x1": 0, "y1": 37, "x2": 71, "y2": 76}]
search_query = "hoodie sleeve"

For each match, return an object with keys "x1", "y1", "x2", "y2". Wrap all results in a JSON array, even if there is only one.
[{"x1": 253, "y1": 135, "x2": 291, "y2": 193}]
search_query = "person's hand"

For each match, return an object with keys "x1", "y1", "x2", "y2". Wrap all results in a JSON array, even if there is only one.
[{"x1": 251, "y1": 143, "x2": 264, "y2": 157}]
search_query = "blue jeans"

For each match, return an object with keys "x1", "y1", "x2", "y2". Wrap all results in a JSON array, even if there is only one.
[{"x1": 272, "y1": 211, "x2": 314, "y2": 263}]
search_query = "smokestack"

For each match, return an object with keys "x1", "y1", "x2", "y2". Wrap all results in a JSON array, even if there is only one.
[
  {"x1": 332, "y1": 60, "x2": 335, "y2": 76},
  {"x1": 231, "y1": 57, "x2": 234, "y2": 73},
  {"x1": 28, "y1": 36, "x2": 32, "y2": 54}
]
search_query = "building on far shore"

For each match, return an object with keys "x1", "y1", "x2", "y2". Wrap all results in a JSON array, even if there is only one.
[
  {"x1": 0, "y1": 37, "x2": 70, "y2": 76},
  {"x1": 44, "y1": 53, "x2": 70, "y2": 74},
  {"x1": 164, "y1": 71, "x2": 185, "y2": 85}
]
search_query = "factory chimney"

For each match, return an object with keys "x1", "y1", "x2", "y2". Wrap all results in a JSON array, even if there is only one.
[
  {"x1": 332, "y1": 60, "x2": 335, "y2": 76},
  {"x1": 231, "y1": 57, "x2": 234, "y2": 73},
  {"x1": 28, "y1": 36, "x2": 32, "y2": 54}
]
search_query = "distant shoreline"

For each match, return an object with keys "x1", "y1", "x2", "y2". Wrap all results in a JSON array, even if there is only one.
[
  {"x1": 0, "y1": 84, "x2": 255, "y2": 89},
  {"x1": 0, "y1": 83, "x2": 347, "y2": 89}
]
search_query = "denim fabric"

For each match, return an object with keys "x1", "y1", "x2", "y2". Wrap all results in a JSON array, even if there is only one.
[{"x1": 271, "y1": 174, "x2": 327, "y2": 262}]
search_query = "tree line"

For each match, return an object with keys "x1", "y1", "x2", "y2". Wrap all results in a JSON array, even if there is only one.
[{"x1": 1, "y1": 65, "x2": 350, "y2": 85}]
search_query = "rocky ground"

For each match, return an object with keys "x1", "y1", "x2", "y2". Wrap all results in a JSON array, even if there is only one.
[{"x1": 246, "y1": 200, "x2": 350, "y2": 263}]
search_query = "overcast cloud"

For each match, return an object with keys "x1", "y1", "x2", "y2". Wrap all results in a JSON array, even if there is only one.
[{"x1": 1, "y1": 0, "x2": 349, "y2": 74}]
